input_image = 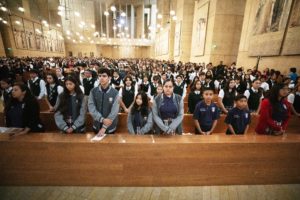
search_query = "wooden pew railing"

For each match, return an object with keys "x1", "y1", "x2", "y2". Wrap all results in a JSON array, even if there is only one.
[
  {"x1": 1, "y1": 133, "x2": 300, "y2": 186},
  {"x1": 0, "y1": 112, "x2": 299, "y2": 134}
]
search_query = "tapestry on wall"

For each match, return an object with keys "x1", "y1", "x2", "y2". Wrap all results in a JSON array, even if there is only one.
[
  {"x1": 155, "y1": 30, "x2": 169, "y2": 56},
  {"x1": 34, "y1": 23, "x2": 45, "y2": 51},
  {"x1": 161, "y1": 30, "x2": 169, "y2": 55},
  {"x1": 24, "y1": 19, "x2": 36, "y2": 50},
  {"x1": 10, "y1": 14, "x2": 64, "y2": 54},
  {"x1": 191, "y1": 2, "x2": 209, "y2": 56},
  {"x1": 11, "y1": 16, "x2": 27, "y2": 49},
  {"x1": 282, "y1": 0, "x2": 300, "y2": 55},
  {"x1": 249, "y1": 0, "x2": 293, "y2": 56},
  {"x1": 174, "y1": 21, "x2": 181, "y2": 57}
]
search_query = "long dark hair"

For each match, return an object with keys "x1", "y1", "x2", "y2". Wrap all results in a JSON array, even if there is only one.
[
  {"x1": 123, "y1": 75, "x2": 134, "y2": 86},
  {"x1": 5, "y1": 82, "x2": 36, "y2": 113},
  {"x1": 190, "y1": 76, "x2": 199, "y2": 89},
  {"x1": 46, "y1": 72, "x2": 59, "y2": 86},
  {"x1": 56, "y1": 75, "x2": 84, "y2": 118},
  {"x1": 223, "y1": 79, "x2": 236, "y2": 94},
  {"x1": 268, "y1": 83, "x2": 288, "y2": 113},
  {"x1": 163, "y1": 79, "x2": 174, "y2": 86},
  {"x1": 191, "y1": 80, "x2": 202, "y2": 92},
  {"x1": 131, "y1": 91, "x2": 149, "y2": 117}
]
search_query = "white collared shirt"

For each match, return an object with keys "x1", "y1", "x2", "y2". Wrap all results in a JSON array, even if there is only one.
[
  {"x1": 260, "y1": 82, "x2": 269, "y2": 91},
  {"x1": 244, "y1": 87, "x2": 264, "y2": 99},
  {"x1": 118, "y1": 83, "x2": 138, "y2": 97},
  {"x1": 28, "y1": 76, "x2": 46, "y2": 100}
]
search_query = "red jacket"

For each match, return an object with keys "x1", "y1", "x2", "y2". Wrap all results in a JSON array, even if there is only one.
[{"x1": 255, "y1": 98, "x2": 291, "y2": 134}]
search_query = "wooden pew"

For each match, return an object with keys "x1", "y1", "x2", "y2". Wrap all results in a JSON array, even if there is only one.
[
  {"x1": 1, "y1": 133, "x2": 300, "y2": 186},
  {"x1": 38, "y1": 99, "x2": 50, "y2": 112},
  {"x1": 0, "y1": 112, "x2": 298, "y2": 134}
]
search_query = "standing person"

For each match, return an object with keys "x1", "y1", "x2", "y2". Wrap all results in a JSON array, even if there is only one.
[
  {"x1": 88, "y1": 68, "x2": 120, "y2": 135},
  {"x1": 289, "y1": 67, "x2": 298, "y2": 84},
  {"x1": 0, "y1": 78, "x2": 13, "y2": 108},
  {"x1": 244, "y1": 79, "x2": 264, "y2": 114},
  {"x1": 27, "y1": 69, "x2": 46, "y2": 100},
  {"x1": 255, "y1": 83, "x2": 291, "y2": 135},
  {"x1": 193, "y1": 87, "x2": 220, "y2": 135},
  {"x1": 111, "y1": 70, "x2": 123, "y2": 91},
  {"x1": 188, "y1": 80, "x2": 203, "y2": 114},
  {"x1": 149, "y1": 75, "x2": 160, "y2": 99},
  {"x1": 45, "y1": 73, "x2": 63, "y2": 111},
  {"x1": 243, "y1": 74, "x2": 252, "y2": 90},
  {"x1": 54, "y1": 76, "x2": 87, "y2": 133},
  {"x1": 119, "y1": 75, "x2": 138, "y2": 113},
  {"x1": 260, "y1": 75, "x2": 270, "y2": 92},
  {"x1": 235, "y1": 76, "x2": 246, "y2": 95},
  {"x1": 173, "y1": 75, "x2": 187, "y2": 99},
  {"x1": 218, "y1": 79, "x2": 237, "y2": 114},
  {"x1": 267, "y1": 72, "x2": 277, "y2": 90},
  {"x1": 225, "y1": 95, "x2": 251, "y2": 135},
  {"x1": 150, "y1": 84, "x2": 163, "y2": 103},
  {"x1": 287, "y1": 83, "x2": 300, "y2": 117},
  {"x1": 5, "y1": 82, "x2": 44, "y2": 134},
  {"x1": 81, "y1": 70, "x2": 98, "y2": 96},
  {"x1": 190, "y1": 76, "x2": 200, "y2": 90},
  {"x1": 203, "y1": 76, "x2": 215, "y2": 91},
  {"x1": 55, "y1": 68, "x2": 65, "y2": 86},
  {"x1": 214, "y1": 75, "x2": 226, "y2": 93},
  {"x1": 127, "y1": 92, "x2": 153, "y2": 134},
  {"x1": 139, "y1": 75, "x2": 151, "y2": 97},
  {"x1": 152, "y1": 79, "x2": 184, "y2": 135}
]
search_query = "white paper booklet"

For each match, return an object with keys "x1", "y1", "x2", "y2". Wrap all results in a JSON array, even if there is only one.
[{"x1": 91, "y1": 134, "x2": 107, "y2": 142}]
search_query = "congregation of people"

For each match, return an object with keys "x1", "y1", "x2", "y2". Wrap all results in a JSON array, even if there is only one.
[{"x1": 0, "y1": 57, "x2": 299, "y2": 136}]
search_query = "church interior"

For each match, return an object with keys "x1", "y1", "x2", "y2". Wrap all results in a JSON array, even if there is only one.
[{"x1": 0, "y1": 0, "x2": 300, "y2": 199}]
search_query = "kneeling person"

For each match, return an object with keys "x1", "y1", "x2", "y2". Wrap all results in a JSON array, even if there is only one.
[
  {"x1": 55, "y1": 76, "x2": 87, "y2": 133},
  {"x1": 225, "y1": 95, "x2": 251, "y2": 135},
  {"x1": 88, "y1": 68, "x2": 119, "y2": 136},
  {"x1": 127, "y1": 92, "x2": 153, "y2": 134},
  {"x1": 193, "y1": 87, "x2": 220, "y2": 135}
]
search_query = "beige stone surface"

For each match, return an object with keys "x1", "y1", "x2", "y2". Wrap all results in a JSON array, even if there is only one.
[
  {"x1": 0, "y1": 33, "x2": 5, "y2": 56},
  {"x1": 237, "y1": 0, "x2": 300, "y2": 72},
  {"x1": 282, "y1": 26, "x2": 300, "y2": 55}
]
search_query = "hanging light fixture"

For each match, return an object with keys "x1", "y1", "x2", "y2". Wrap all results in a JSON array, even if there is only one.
[
  {"x1": 18, "y1": 7, "x2": 25, "y2": 12},
  {"x1": 110, "y1": 6, "x2": 116, "y2": 12},
  {"x1": 0, "y1": 6, "x2": 7, "y2": 12},
  {"x1": 121, "y1": 12, "x2": 126, "y2": 17},
  {"x1": 74, "y1": 11, "x2": 80, "y2": 17}
]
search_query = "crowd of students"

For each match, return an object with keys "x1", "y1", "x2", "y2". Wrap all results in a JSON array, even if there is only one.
[{"x1": 0, "y1": 57, "x2": 299, "y2": 136}]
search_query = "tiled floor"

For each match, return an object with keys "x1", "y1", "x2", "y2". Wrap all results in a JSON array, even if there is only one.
[{"x1": 0, "y1": 184, "x2": 300, "y2": 200}]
